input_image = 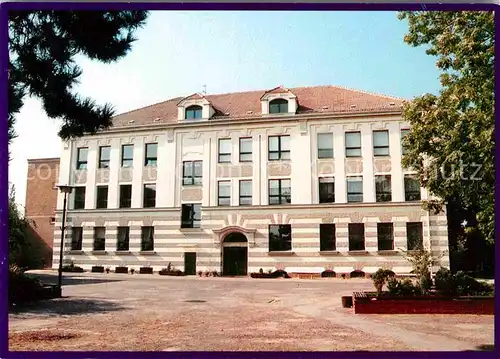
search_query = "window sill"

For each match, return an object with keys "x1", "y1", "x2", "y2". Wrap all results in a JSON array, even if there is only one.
[
  {"x1": 347, "y1": 250, "x2": 370, "y2": 256},
  {"x1": 319, "y1": 251, "x2": 340, "y2": 256},
  {"x1": 377, "y1": 250, "x2": 399, "y2": 256},
  {"x1": 91, "y1": 250, "x2": 107, "y2": 255},
  {"x1": 268, "y1": 251, "x2": 295, "y2": 256},
  {"x1": 115, "y1": 251, "x2": 132, "y2": 255},
  {"x1": 267, "y1": 159, "x2": 291, "y2": 162},
  {"x1": 139, "y1": 251, "x2": 157, "y2": 256},
  {"x1": 67, "y1": 250, "x2": 83, "y2": 255},
  {"x1": 180, "y1": 227, "x2": 203, "y2": 232}
]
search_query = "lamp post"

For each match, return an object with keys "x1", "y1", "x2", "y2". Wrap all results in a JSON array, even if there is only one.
[{"x1": 57, "y1": 184, "x2": 73, "y2": 297}]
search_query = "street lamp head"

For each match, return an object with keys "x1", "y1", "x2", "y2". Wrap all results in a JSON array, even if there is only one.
[{"x1": 57, "y1": 184, "x2": 74, "y2": 194}]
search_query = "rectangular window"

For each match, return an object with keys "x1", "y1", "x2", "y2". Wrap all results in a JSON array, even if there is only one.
[
  {"x1": 320, "y1": 224, "x2": 336, "y2": 251},
  {"x1": 404, "y1": 174, "x2": 421, "y2": 201},
  {"x1": 218, "y1": 181, "x2": 231, "y2": 206},
  {"x1": 99, "y1": 146, "x2": 111, "y2": 168},
  {"x1": 182, "y1": 161, "x2": 203, "y2": 186},
  {"x1": 143, "y1": 184, "x2": 156, "y2": 208},
  {"x1": 121, "y1": 144, "x2": 134, "y2": 167},
  {"x1": 117, "y1": 227, "x2": 130, "y2": 251},
  {"x1": 76, "y1": 147, "x2": 88, "y2": 170},
  {"x1": 407, "y1": 222, "x2": 423, "y2": 250},
  {"x1": 218, "y1": 139, "x2": 232, "y2": 163},
  {"x1": 93, "y1": 227, "x2": 105, "y2": 251},
  {"x1": 345, "y1": 132, "x2": 361, "y2": 157},
  {"x1": 74, "y1": 187, "x2": 86, "y2": 209},
  {"x1": 268, "y1": 179, "x2": 291, "y2": 205},
  {"x1": 119, "y1": 184, "x2": 132, "y2": 208},
  {"x1": 377, "y1": 223, "x2": 394, "y2": 251},
  {"x1": 96, "y1": 186, "x2": 108, "y2": 209},
  {"x1": 181, "y1": 204, "x2": 201, "y2": 228},
  {"x1": 71, "y1": 227, "x2": 83, "y2": 251},
  {"x1": 239, "y1": 180, "x2": 252, "y2": 205},
  {"x1": 375, "y1": 175, "x2": 392, "y2": 202},
  {"x1": 373, "y1": 130, "x2": 390, "y2": 156},
  {"x1": 347, "y1": 177, "x2": 363, "y2": 203},
  {"x1": 141, "y1": 226, "x2": 154, "y2": 251},
  {"x1": 239, "y1": 137, "x2": 253, "y2": 162},
  {"x1": 268, "y1": 135, "x2": 290, "y2": 161},
  {"x1": 401, "y1": 129, "x2": 409, "y2": 155},
  {"x1": 317, "y1": 133, "x2": 334, "y2": 159},
  {"x1": 348, "y1": 223, "x2": 365, "y2": 251},
  {"x1": 144, "y1": 143, "x2": 158, "y2": 166},
  {"x1": 269, "y1": 224, "x2": 292, "y2": 252},
  {"x1": 319, "y1": 177, "x2": 335, "y2": 203}
]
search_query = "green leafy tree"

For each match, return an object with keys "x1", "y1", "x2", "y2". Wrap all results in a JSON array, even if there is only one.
[
  {"x1": 8, "y1": 185, "x2": 28, "y2": 264},
  {"x1": 8, "y1": 10, "x2": 149, "y2": 141},
  {"x1": 398, "y1": 11, "x2": 494, "y2": 243}
]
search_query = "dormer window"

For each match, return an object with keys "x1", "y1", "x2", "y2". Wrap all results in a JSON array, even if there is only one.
[
  {"x1": 185, "y1": 105, "x2": 203, "y2": 120},
  {"x1": 269, "y1": 99, "x2": 289, "y2": 114}
]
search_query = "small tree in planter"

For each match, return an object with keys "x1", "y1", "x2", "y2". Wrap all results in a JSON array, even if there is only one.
[
  {"x1": 105, "y1": 266, "x2": 110, "y2": 274},
  {"x1": 401, "y1": 247, "x2": 446, "y2": 295},
  {"x1": 372, "y1": 269, "x2": 396, "y2": 295},
  {"x1": 129, "y1": 268, "x2": 135, "y2": 274}
]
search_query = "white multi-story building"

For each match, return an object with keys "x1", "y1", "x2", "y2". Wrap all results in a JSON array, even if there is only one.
[{"x1": 53, "y1": 85, "x2": 450, "y2": 277}]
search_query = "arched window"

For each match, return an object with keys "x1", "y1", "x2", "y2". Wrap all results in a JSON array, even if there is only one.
[
  {"x1": 185, "y1": 105, "x2": 203, "y2": 120},
  {"x1": 269, "y1": 99, "x2": 289, "y2": 114}
]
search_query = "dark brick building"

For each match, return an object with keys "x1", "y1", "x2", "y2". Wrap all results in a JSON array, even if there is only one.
[{"x1": 25, "y1": 157, "x2": 60, "y2": 267}]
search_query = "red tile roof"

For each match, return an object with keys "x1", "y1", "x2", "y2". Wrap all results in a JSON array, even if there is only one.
[{"x1": 111, "y1": 85, "x2": 405, "y2": 128}]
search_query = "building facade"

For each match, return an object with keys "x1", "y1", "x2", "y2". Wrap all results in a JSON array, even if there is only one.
[
  {"x1": 52, "y1": 85, "x2": 450, "y2": 276},
  {"x1": 25, "y1": 157, "x2": 60, "y2": 267}
]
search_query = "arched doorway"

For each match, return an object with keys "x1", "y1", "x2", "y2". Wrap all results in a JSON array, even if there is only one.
[{"x1": 222, "y1": 232, "x2": 248, "y2": 276}]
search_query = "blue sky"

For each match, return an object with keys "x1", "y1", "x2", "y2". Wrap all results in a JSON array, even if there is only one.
[{"x1": 9, "y1": 11, "x2": 442, "y2": 207}]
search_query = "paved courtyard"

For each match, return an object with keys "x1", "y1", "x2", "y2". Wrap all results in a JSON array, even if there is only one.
[{"x1": 9, "y1": 271, "x2": 494, "y2": 351}]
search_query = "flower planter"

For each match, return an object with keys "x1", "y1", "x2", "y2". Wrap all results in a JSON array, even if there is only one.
[
  {"x1": 62, "y1": 265, "x2": 84, "y2": 273},
  {"x1": 321, "y1": 270, "x2": 336, "y2": 278},
  {"x1": 91, "y1": 266, "x2": 104, "y2": 273},
  {"x1": 353, "y1": 292, "x2": 494, "y2": 315},
  {"x1": 250, "y1": 270, "x2": 290, "y2": 279},
  {"x1": 115, "y1": 266, "x2": 128, "y2": 274},
  {"x1": 139, "y1": 267, "x2": 153, "y2": 274}
]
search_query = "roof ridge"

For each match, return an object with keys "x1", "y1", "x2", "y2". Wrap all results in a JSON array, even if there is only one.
[
  {"x1": 112, "y1": 96, "x2": 183, "y2": 118},
  {"x1": 296, "y1": 84, "x2": 407, "y2": 101}
]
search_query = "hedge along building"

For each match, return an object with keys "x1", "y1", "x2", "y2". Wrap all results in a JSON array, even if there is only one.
[{"x1": 52, "y1": 85, "x2": 450, "y2": 276}]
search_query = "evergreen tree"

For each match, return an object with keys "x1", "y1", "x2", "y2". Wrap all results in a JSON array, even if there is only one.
[{"x1": 8, "y1": 10, "x2": 149, "y2": 141}]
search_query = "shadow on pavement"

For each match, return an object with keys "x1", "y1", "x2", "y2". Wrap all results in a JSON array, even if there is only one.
[
  {"x1": 473, "y1": 344, "x2": 494, "y2": 351},
  {"x1": 34, "y1": 273, "x2": 123, "y2": 287},
  {"x1": 9, "y1": 297, "x2": 126, "y2": 317}
]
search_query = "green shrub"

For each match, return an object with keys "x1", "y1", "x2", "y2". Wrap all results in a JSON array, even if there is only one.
[
  {"x1": 435, "y1": 267, "x2": 493, "y2": 296},
  {"x1": 454, "y1": 271, "x2": 493, "y2": 296},
  {"x1": 386, "y1": 277, "x2": 419, "y2": 296},
  {"x1": 9, "y1": 264, "x2": 44, "y2": 305},
  {"x1": 419, "y1": 272, "x2": 433, "y2": 295},
  {"x1": 435, "y1": 267, "x2": 455, "y2": 295}
]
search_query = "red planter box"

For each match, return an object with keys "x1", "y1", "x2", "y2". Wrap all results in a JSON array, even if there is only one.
[{"x1": 353, "y1": 294, "x2": 494, "y2": 315}]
